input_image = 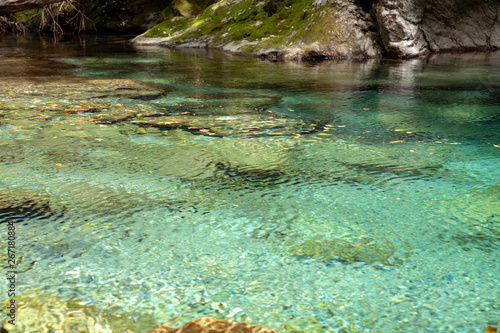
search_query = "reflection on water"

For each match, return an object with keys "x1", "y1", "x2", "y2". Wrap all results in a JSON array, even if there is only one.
[{"x1": 1, "y1": 35, "x2": 499, "y2": 332}]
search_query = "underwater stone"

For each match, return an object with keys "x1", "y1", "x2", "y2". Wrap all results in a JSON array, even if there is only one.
[
  {"x1": 1, "y1": 76, "x2": 170, "y2": 100},
  {"x1": 135, "y1": 127, "x2": 148, "y2": 134},
  {"x1": 289, "y1": 138, "x2": 450, "y2": 183},
  {"x1": 91, "y1": 110, "x2": 138, "y2": 124},
  {"x1": 435, "y1": 185, "x2": 500, "y2": 252},
  {"x1": 113, "y1": 143, "x2": 222, "y2": 179},
  {"x1": 132, "y1": 113, "x2": 312, "y2": 138},
  {"x1": 204, "y1": 136, "x2": 295, "y2": 173},
  {"x1": 0, "y1": 189, "x2": 52, "y2": 219},
  {"x1": 150, "y1": 317, "x2": 284, "y2": 333},
  {"x1": 0, "y1": 293, "x2": 154, "y2": 333},
  {"x1": 287, "y1": 235, "x2": 403, "y2": 265}
]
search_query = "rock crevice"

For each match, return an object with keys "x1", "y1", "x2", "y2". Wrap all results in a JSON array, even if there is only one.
[{"x1": 375, "y1": 0, "x2": 500, "y2": 57}]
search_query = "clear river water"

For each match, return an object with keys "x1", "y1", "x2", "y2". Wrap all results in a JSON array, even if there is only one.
[{"x1": 0, "y1": 35, "x2": 499, "y2": 332}]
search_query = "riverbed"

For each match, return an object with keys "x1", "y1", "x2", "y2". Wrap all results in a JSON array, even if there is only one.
[{"x1": 0, "y1": 35, "x2": 499, "y2": 332}]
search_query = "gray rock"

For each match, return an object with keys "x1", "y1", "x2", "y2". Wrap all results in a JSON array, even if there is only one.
[
  {"x1": 375, "y1": 0, "x2": 428, "y2": 57},
  {"x1": 376, "y1": 0, "x2": 500, "y2": 58}
]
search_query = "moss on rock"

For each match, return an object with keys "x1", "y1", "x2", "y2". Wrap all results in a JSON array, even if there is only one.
[{"x1": 134, "y1": 0, "x2": 382, "y2": 60}]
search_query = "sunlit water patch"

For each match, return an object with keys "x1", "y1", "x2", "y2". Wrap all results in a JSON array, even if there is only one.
[{"x1": 0, "y1": 36, "x2": 499, "y2": 333}]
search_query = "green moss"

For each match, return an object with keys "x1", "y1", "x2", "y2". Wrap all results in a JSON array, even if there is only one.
[
  {"x1": 142, "y1": 0, "x2": 359, "y2": 56},
  {"x1": 145, "y1": 0, "x2": 299, "y2": 41},
  {"x1": 176, "y1": 0, "x2": 208, "y2": 16},
  {"x1": 12, "y1": 8, "x2": 42, "y2": 27},
  {"x1": 158, "y1": 0, "x2": 209, "y2": 20},
  {"x1": 143, "y1": 17, "x2": 192, "y2": 37},
  {"x1": 12, "y1": 8, "x2": 41, "y2": 21},
  {"x1": 159, "y1": 7, "x2": 176, "y2": 20}
]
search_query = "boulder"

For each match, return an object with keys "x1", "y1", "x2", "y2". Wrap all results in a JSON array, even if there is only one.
[
  {"x1": 374, "y1": 0, "x2": 428, "y2": 58},
  {"x1": 1, "y1": 76, "x2": 169, "y2": 100},
  {"x1": 375, "y1": 0, "x2": 500, "y2": 58},
  {"x1": 133, "y1": 0, "x2": 382, "y2": 60},
  {"x1": 150, "y1": 317, "x2": 282, "y2": 333}
]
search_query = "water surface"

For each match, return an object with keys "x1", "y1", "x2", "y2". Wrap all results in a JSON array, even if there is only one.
[{"x1": 1, "y1": 35, "x2": 499, "y2": 332}]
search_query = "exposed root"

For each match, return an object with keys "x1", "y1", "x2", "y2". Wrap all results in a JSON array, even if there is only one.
[
  {"x1": 63, "y1": 0, "x2": 91, "y2": 34},
  {"x1": 39, "y1": 0, "x2": 94, "y2": 38},
  {"x1": 0, "y1": 14, "x2": 29, "y2": 35},
  {"x1": 40, "y1": 2, "x2": 63, "y2": 38},
  {"x1": 0, "y1": 0, "x2": 94, "y2": 38}
]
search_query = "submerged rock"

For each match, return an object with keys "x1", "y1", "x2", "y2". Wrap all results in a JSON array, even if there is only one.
[
  {"x1": 0, "y1": 189, "x2": 53, "y2": 219},
  {"x1": 1, "y1": 76, "x2": 169, "y2": 100},
  {"x1": 205, "y1": 136, "x2": 295, "y2": 173},
  {"x1": 0, "y1": 293, "x2": 155, "y2": 333},
  {"x1": 436, "y1": 185, "x2": 500, "y2": 252},
  {"x1": 132, "y1": 113, "x2": 312, "y2": 137},
  {"x1": 0, "y1": 57, "x2": 75, "y2": 77},
  {"x1": 135, "y1": 127, "x2": 148, "y2": 134},
  {"x1": 129, "y1": 143, "x2": 222, "y2": 179},
  {"x1": 289, "y1": 138, "x2": 450, "y2": 185},
  {"x1": 155, "y1": 92, "x2": 283, "y2": 117},
  {"x1": 287, "y1": 235, "x2": 404, "y2": 265},
  {"x1": 92, "y1": 111, "x2": 137, "y2": 124},
  {"x1": 150, "y1": 317, "x2": 283, "y2": 333}
]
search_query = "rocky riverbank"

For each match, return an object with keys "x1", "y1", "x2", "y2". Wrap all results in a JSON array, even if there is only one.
[{"x1": 132, "y1": 0, "x2": 500, "y2": 60}]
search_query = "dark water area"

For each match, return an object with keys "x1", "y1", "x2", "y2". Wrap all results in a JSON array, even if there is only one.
[{"x1": 0, "y1": 35, "x2": 499, "y2": 332}]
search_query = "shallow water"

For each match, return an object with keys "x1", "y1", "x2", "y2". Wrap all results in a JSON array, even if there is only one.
[{"x1": 0, "y1": 35, "x2": 499, "y2": 332}]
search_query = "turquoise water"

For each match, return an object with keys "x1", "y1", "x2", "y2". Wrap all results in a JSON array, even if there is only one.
[{"x1": 1, "y1": 35, "x2": 499, "y2": 332}]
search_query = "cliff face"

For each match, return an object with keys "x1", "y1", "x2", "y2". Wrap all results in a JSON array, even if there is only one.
[
  {"x1": 376, "y1": 0, "x2": 500, "y2": 58},
  {"x1": 133, "y1": 0, "x2": 500, "y2": 59}
]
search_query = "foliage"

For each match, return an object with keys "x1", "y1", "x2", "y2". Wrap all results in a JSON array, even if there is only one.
[{"x1": 2, "y1": 0, "x2": 181, "y2": 36}]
